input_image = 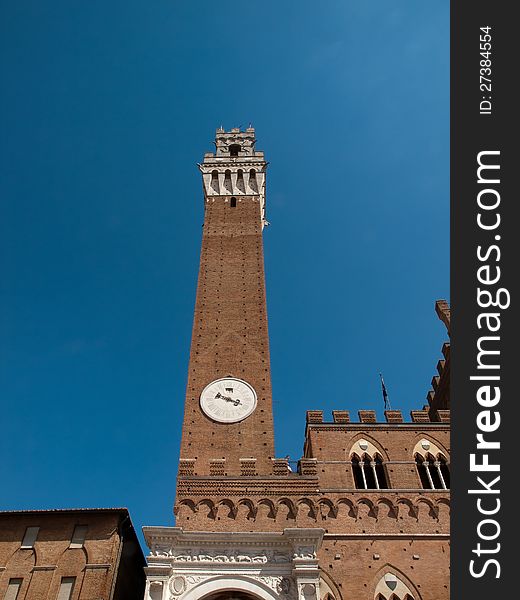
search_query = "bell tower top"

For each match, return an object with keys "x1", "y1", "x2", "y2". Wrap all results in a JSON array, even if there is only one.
[{"x1": 199, "y1": 126, "x2": 268, "y2": 226}]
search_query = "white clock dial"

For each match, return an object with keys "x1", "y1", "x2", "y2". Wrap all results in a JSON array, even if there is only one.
[{"x1": 200, "y1": 377, "x2": 257, "y2": 423}]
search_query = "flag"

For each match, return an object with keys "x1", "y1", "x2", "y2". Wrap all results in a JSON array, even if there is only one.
[{"x1": 380, "y1": 373, "x2": 390, "y2": 410}]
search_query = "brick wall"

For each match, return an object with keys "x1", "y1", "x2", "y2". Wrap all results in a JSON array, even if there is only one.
[
  {"x1": 0, "y1": 510, "x2": 145, "y2": 600},
  {"x1": 178, "y1": 196, "x2": 275, "y2": 476}
]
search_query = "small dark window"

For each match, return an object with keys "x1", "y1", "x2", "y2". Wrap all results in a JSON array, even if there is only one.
[
  {"x1": 230, "y1": 197, "x2": 237, "y2": 208},
  {"x1": 229, "y1": 144, "x2": 241, "y2": 157}
]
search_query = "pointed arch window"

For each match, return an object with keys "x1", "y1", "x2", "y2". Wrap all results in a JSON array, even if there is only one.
[
  {"x1": 351, "y1": 452, "x2": 389, "y2": 489},
  {"x1": 415, "y1": 452, "x2": 449, "y2": 490}
]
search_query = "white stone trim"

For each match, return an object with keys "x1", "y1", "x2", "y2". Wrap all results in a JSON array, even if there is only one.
[{"x1": 143, "y1": 528, "x2": 324, "y2": 600}]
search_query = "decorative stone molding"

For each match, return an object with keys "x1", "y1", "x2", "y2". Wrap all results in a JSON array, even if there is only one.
[
  {"x1": 143, "y1": 528, "x2": 323, "y2": 600},
  {"x1": 198, "y1": 127, "x2": 268, "y2": 226}
]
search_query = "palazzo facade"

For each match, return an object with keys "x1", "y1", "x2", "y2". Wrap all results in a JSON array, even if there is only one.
[{"x1": 142, "y1": 128, "x2": 450, "y2": 600}]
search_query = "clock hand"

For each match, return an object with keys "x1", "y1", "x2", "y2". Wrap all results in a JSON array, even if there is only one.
[{"x1": 215, "y1": 392, "x2": 242, "y2": 406}]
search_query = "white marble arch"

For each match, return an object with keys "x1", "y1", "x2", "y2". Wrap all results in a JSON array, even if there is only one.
[{"x1": 182, "y1": 576, "x2": 279, "y2": 600}]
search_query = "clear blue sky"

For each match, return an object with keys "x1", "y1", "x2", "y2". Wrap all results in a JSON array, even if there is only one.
[{"x1": 0, "y1": 1, "x2": 449, "y2": 548}]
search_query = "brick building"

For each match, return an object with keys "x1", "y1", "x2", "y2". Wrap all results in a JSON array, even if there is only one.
[
  {"x1": 0, "y1": 508, "x2": 145, "y2": 600},
  {"x1": 143, "y1": 128, "x2": 450, "y2": 600}
]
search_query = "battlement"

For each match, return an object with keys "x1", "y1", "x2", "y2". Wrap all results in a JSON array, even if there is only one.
[
  {"x1": 305, "y1": 408, "x2": 450, "y2": 425},
  {"x1": 201, "y1": 126, "x2": 265, "y2": 162},
  {"x1": 426, "y1": 300, "x2": 451, "y2": 419},
  {"x1": 178, "y1": 457, "x2": 319, "y2": 478}
]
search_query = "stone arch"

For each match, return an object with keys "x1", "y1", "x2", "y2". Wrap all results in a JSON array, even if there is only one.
[
  {"x1": 217, "y1": 499, "x2": 237, "y2": 520},
  {"x1": 356, "y1": 497, "x2": 378, "y2": 519},
  {"x1": 319, "y1": 567, "x2": 343, "y2": 600},
  {"x1": 336, "y1": 498, "x2": 357, "y2": 519},
  {"x1": 4, "y1": 544, "x2": 36, "y2": 576},
  {"x1": 58, "y1": 540, "x2": 88, "y2": 564},
  {"x1": 181, "y1": 575, "x2": 279, "y2": 600},
  {"x1": 376, "y1": 498, "x2": 398, "y2": 519},
  {"x1": 256, "y1": 499, "x2": 276, "y2": 520},
  {"x1": 197, "y1": 499, "x2": 217, "y2": 520},
  {"x1": 348, "y1": 433, "x2": 390, "y2": 461},
  {"x1": 317, "y1": 498, "x2": 337, "y2": 519},
  {"x1": 416, "y1": 497, "x2": 438, "y2": 520},
  {"x1": 411, "y1": 435, "x2": 449, "y2": 461},
  {"x1": 176, "y1": 499, "x2": 197, "y2": 518},
  {"x1": 396, "y1": 498, "x2": 418, "y2": 520},
  {"x1": 277, "y1": 498, "x2": 297, "y2": 521},
  {"x1": 436, "y1": 497, "x2": 451, "y2": 523},
  {"x1": 370, "y1": 564, "x2": 422, "y2": 600},
  {"x1": 297, "y1": 498, "x2": 317, "y2": 520},
  {"x1": 237, "y1": 499, "x2": 256, "y2": 520}
]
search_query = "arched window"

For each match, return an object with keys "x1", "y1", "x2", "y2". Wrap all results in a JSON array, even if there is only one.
[
  {"x1": 413, "y1": 439, "x2": 450, "y2": 490},
  {"x1": 229, "y1": 144, "x2": 241, "y2": 157},
  {"x1": 415, "y1": 452, "x2": 449, "y2": 490},
  {"x1": 230, "y1": 197, "x2": 237, "y2": 208},
  {"x1": 351, "y1": 452, "x2": 389, "y2": 489}
]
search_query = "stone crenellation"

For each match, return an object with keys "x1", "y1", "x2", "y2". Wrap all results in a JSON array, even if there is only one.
[{"x1": 305, "y1": 408, "x2": 451, "y2": 424}]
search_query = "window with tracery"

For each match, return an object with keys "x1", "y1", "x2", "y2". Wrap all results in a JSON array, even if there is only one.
[
  {"x1": 351, "y1": 452, "x2": 389, "y2": 489},
  {"x1": 374, "y1": 572, "x2": 416, "y2": 600},
  {"x1": 415, "y1": 452, "x2": 450, "y2": 490}
]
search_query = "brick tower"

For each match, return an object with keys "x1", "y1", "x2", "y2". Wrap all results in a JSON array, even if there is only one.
[
  {"x1": 178, "y1": 126, "x2": 274, "y2": 476},
  {"x1": 143, "y1": 129, "x2": 450, "y2": 600}
]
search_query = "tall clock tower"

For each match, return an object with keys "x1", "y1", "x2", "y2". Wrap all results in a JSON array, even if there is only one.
[
  {"x1": 178, "y1": 126, "x2": 274, "y2": 476},
  {"x1": 142, "y1": 128, "x2": 450, "y2": 600}
]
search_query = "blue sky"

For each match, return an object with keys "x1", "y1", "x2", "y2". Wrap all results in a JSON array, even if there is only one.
[{"x1": 0, "y1": 1, "x2": 449, "y2": 547}]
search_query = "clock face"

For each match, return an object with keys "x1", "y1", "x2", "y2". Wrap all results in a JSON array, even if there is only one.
[{"x1": 200, "y1": 377, "x2": 257, "y2": 423}]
